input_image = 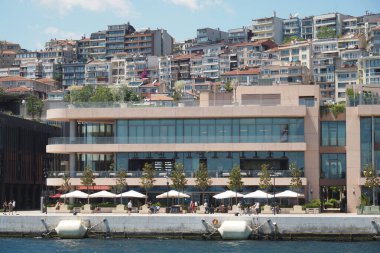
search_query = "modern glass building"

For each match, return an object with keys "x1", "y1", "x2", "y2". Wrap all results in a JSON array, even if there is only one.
[{"x1": 45, "y1": 85, "x2": 379, "y2": 212}]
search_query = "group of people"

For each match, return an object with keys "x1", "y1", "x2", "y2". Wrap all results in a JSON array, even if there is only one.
[
  {"x1": 2, "y1": 200, "x2": 16, "y2": 215},
  {"x1": 237, "y1": 201, "x2": 261, "y2": 215}
]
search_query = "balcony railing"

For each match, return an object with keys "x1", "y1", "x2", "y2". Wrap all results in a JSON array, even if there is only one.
[
  {"x1": 47, "y1": 169, "x2": 301, "y2": 178},
  {"x1": 48, "y1": 135, "x2": 305, "y2": 145},
  {"x1": 47, "y1": 100, "x2": 311, "y2": 110}
]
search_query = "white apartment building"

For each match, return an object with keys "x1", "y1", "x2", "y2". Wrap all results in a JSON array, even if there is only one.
[
  {"x1": 278, "y1": 41, "x2": 312, "y2": 69},
  {"x1": 251, "y1": 13, "x2": 283, "y2": 44},
  {"x1": 85, "y1": 60, "x2": 111, "y2": 85}
]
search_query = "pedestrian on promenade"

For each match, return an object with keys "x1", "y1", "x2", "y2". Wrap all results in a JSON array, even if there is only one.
[
  {"x1": 127, "y1": 200, "x2": 132, "y2": 213},
  {"x1": 8, "y1": 200, "x2": 13, "y2": 215},
  {"x1": 12, "y1": 200, "x2": 16, "y2": 214},
  {"x1": 2, "y1": 201, "x2": 7, "y2": 215}
]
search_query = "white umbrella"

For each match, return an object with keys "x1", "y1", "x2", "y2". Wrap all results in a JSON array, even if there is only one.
[
  {"x1": 275, "y1": 190, "x2": 304, "y2": 198},
  {"x1": 244, "y1": 190, "x2": 274, "y2": 199},
  {"x1": 156, "y1": 190, "x2": 190, "y2": 199},
  {"x1": 116, "y1": 190, "x2": 147, "y2": 198},
  {"x1": 213, "y1": 190, "x2": 244, "y2": 199},
  {"x1": 89, "y1": 190, "x2": 116, "y2": 198},
  {"x1": 60, "y1": 190, "x2": 89, "y2": 199}
]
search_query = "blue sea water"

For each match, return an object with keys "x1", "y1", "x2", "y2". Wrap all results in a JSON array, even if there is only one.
[{"x1": 0, "y1": 238, "x2": 379, "y2": 253}]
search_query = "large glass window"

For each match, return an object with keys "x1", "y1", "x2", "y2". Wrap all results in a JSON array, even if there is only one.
[
  {"x1": 320, "y1": 154, "x2": 346, "y2": 179},
  {"x1": 321, "y1": 121, "x2": 346, "y2": 146},
  {"x1": 116, "y1": 118, "x2": 304, "y2": 144}
]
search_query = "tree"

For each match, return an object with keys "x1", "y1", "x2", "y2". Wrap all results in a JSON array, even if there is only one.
[
  {"x1": 316, "y1": 26, "x2": 336, "y2": 39},
  {"x1": 80, "y1": 166, "x2": 96, "y2": 204},
  {"x1": 228, "y1": 165, "x2": 243, "y2": 204},
  {"x1": 289, "y1": 162, "x2": 302, "y2": 205},
  {"x1": 224, "y1": 81, "x2": 234, "y2": 93},
  {"x1": 90, "y1": 86, "x2": 113, "y2": 102},
  {"x1": 60, "y1": 174, "x2": 72, "y2": 204},
  {"x1": 363, "y1": 164, "x2": 380, "y2": 205},
  {"x1": 70, "y1": 85, "x2": 94, "y2": 103},
  {"x1": 170, "y1": 162, "x2": 188, "y2": 204},
  {"x1": 140, "y1": 163, "x2": 155, "y2": 204},
  {"x1": 25, "y1": 95, "x2": 44, "y2": 120},
  {"x1": 115, "y1": 170, "x2": 128, "y2": 205},
  {"x1": 282, "y1": 36, "x2": 305, "y2": 44},
  {"x1": 259, "y1": 164, "x2": 272, "y2": 204},
  {"x1": 195, "y1": 162, "x2": 212, "y2": 204},
  {"x1": 172, "y1": 80, "x2": 185, "y2": 100}
]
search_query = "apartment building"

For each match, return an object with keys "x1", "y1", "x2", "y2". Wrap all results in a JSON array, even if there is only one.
[
  {"x1": 278, "y1": 41, "x2": 312, "y2": 69},
  {"x1": 88, "y1": 31, "x2": 106, "y2": 60},
  {"x1": 105, "y1": 23, "x2": 136, "y2": 57},
  {"x1": 283, "y1": 16, "x2": 301, "y2": 39},
  {"x1": 219, "y1": 52, "x2": 238, "y2": 75},
  {"x1": 334, "y1": 67, "x2": 357, "y2": 103},
  {"x1": 313, "y1": 13, "x2": 348, "y2": 39},
  {"x1": 312, "y1": 38, "x2": 340, "y2": 102},
  {"x1": 202, "y1": 53, "x2": 220, "y2": 80},
  {"x1": 76, "y1": 38, "x2": 90, "y2": 62},
  {"x1": 62, "y1": 62, "x2": 85, "y2": 87},
  {"x1": 220, "y1": 67, "x2": 260, "y2": 86},
  {"x1": 367, "y1": 26, "x2": 380, "y2": 54},
  {"x1": 228, "y1": 27, "x2": 252, "y2": 44},
  {"x1": 233, "y1": 39, "x2": 278, "y2": 67},
  {"x1": 125, "y1": 29, "x2": 173, "y2": 57},
  {"x1": 0, "y1": 67, "x2": 20, "y2": 77},
  {"x1": 301, "y1": 16, "x2": 314, "y2": 40},
  {"x1": 0, "y1": 76, "x2": 54, "y2": 99},
  {"x1": 251, "y1": 13, "x2": 283, "y2": 44},
  {"x1": 158, "y1": 56, "x2": 172, "y2": 91},
  {"x1": 196, "y1": 28, "x2": 228, "y2": 44},
  {"x1": 190, "y1": 55, "x2": 203, "y2": 79},
  {"x1": 260, "y1": 62, "x2": 311, "y2": 85},
  {"x1": 358, "y1": 55, "x2": 380, "y2": 86},
  {"x1": 85, "y1": 60, "x2": 111, "y2": 85}
]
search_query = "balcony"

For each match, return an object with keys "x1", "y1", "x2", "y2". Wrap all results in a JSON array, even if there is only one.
[{"x1": 46, "y1": 169, "x2": 301, "y2": 179}]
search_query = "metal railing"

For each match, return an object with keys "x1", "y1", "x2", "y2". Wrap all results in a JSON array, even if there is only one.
[
  {"x1": 47, "y1": 100, "x2": 313, "y2": 110},
  {"x1": 47, "y1": 169, "x2": 299, "y2": 178},
  {"x1": 48, "y1": 135, "x2": 305, "y2": 145}
]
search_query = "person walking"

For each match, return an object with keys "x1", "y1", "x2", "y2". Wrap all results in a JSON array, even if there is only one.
[
  {"x1": 8, "y1": 200, "x2": 13, "y2": 215},
  {"x1": 12, "y1": 200, "x2": 16, "y2": 214},
  {"x1": 127, "y1": 200, "x2": 132, "y2": 213},
  {"x1": 2, "y1": 201, "x2": 7, "y2": 215}
]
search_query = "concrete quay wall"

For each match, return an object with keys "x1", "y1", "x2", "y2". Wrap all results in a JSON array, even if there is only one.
[{"x1": 1, "y1": 213, "x2": 380, "y2": 238}]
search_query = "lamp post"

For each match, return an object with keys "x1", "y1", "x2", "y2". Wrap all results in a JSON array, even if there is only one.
[
  {"x1": 165, "y1": 171, "x2": 170, "y2": 212},
  {"x1": 270, "y1": 168, "x2": 281, "y2": 215},
  {"x1": 43, "y1": 156, "x2": 49, "y2": 215}
]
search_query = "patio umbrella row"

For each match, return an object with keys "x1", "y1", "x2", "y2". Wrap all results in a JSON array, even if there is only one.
[
  {"x1": 59, "y1": 190, "x2": 147, "y2": 199},
  {"x1": 57, "y1": 189, "x2": 304, "y2": 200}
]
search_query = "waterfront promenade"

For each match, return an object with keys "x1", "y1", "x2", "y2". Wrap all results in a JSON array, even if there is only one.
[{"x1": 1, "y1": 211, "x2": 379, "y2": 239}]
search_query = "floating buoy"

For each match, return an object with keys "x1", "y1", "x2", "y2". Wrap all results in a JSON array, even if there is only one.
[{"x1": 212, "y1": 219, "x2": 219, "y2": 225}]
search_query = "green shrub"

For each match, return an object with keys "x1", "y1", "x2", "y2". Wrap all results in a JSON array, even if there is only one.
[
  {"x1": 305, "y1": 199, "x2": 321, "y2": 208},
  {"x1": 324, "y1": 202, "x2": 333, "y2": 208}
]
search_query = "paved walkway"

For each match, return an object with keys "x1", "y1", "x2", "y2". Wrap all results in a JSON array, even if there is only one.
[{"x1": 1, "y1": 210, "x2": 368, "y2": 217}]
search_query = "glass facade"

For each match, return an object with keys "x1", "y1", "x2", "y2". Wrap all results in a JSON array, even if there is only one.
[
  {"x1": 77, "y1": 122, "x2": 113, "y2": 138},
  {"x1": 116, "y1": 151, "x2": 305, "y2": 177},
  {"x1": 321, "y1": 121, "x2": 346, "y2": 146},
  {"x1": 76, "y1": 153, "x2": 114, "y2": 172},
  {"x1": 360, "y1": 117, "x2": 380, "y2": 175},
  {"x1": 320, "y1": 153, "x2": 346, "y2": 179},
  {"x1": 116, "y1": 118, "x2": 304, "y2": 144}
]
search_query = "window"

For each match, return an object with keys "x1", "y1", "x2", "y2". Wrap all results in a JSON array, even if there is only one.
[
  {"x1": 299, "y1": 96, "x2": 315, "y2": 107},
  {"x1": 320, "y1": 154, "x2": 346, "y2": 179},
  {"x1": 321, "y1": 121, "x2": 346, "y2": 146}
]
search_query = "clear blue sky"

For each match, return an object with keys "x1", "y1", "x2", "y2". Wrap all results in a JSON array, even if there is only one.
[{"x1": 0, "y1": 0, "x2": 379, "y2": 50}]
